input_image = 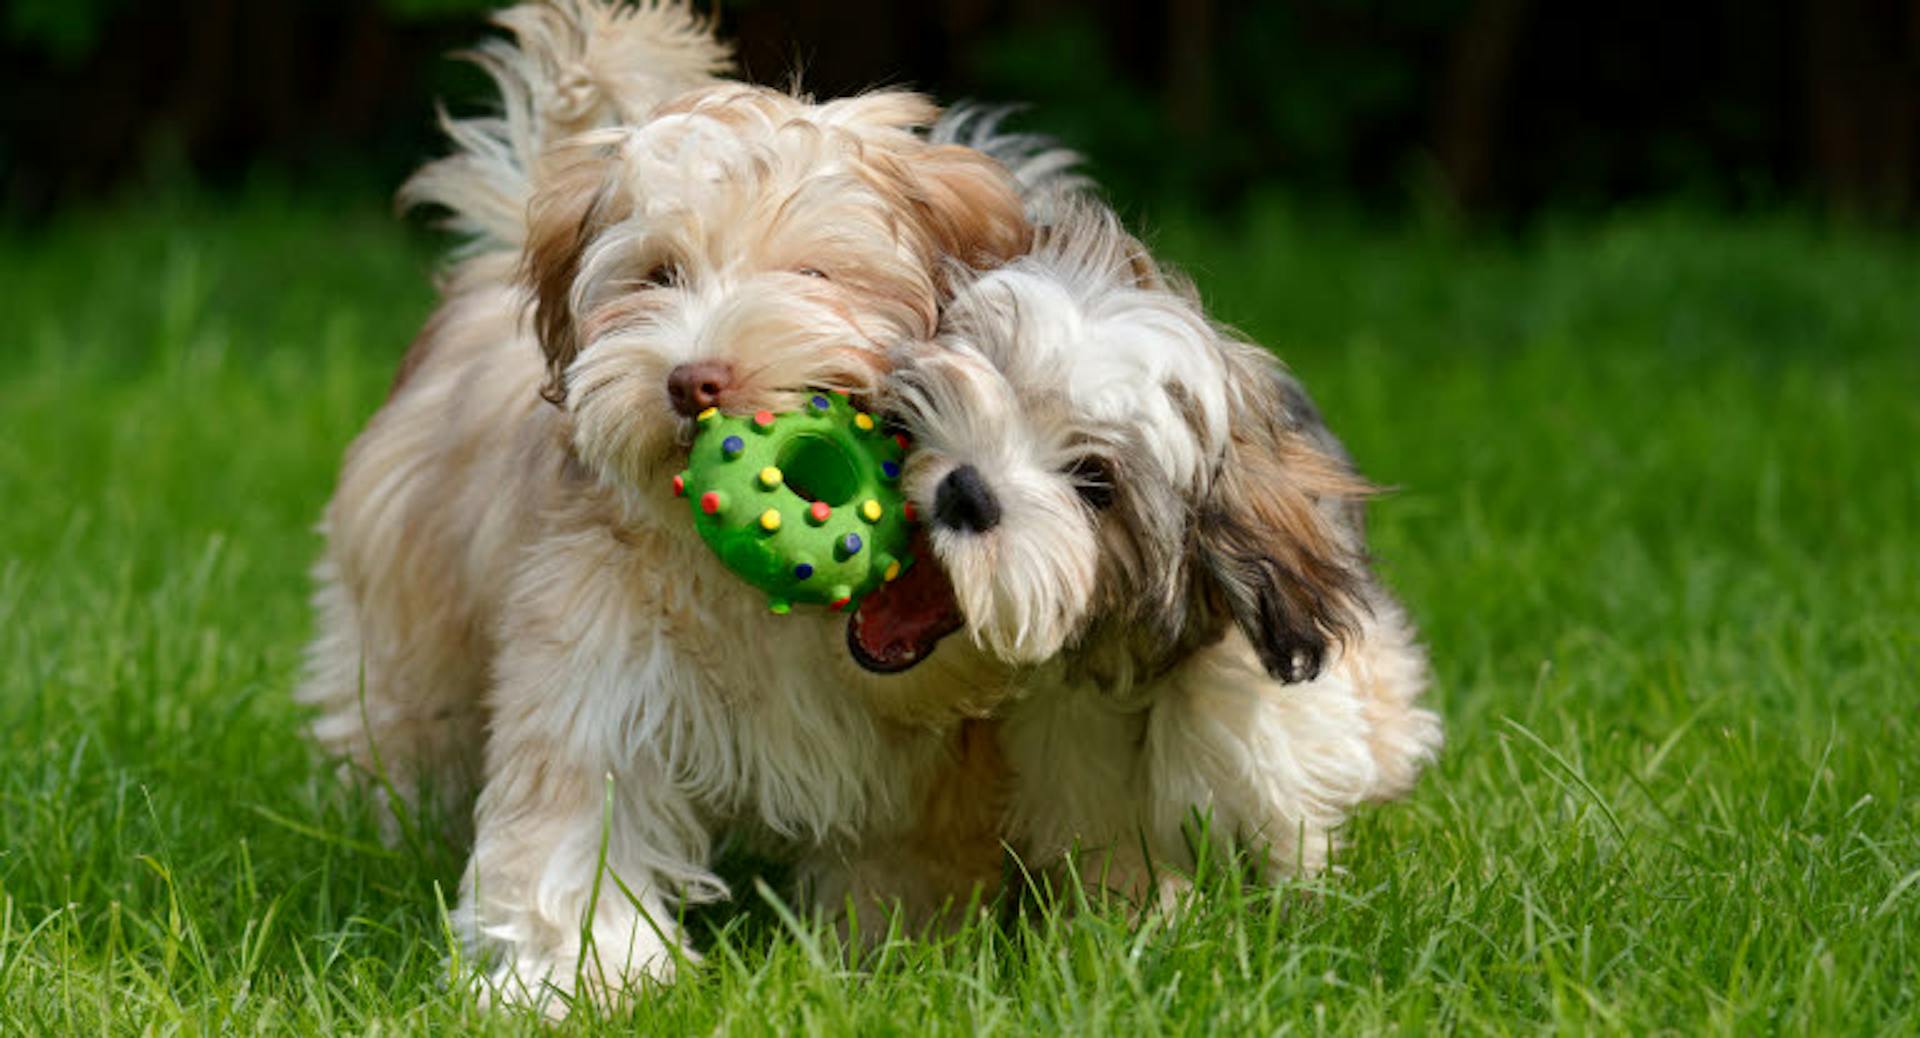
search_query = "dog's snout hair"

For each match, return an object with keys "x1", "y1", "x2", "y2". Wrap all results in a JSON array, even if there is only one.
[{"x1": 897, "y1": 200, "x2": 1378, "y2": 681}]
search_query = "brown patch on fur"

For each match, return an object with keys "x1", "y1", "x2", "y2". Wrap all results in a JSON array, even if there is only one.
[
  {"x1": 901, "y1": 144, "x2": 1033, "y2": 270},
  {"x1": 1124, "y1": 249, "x2": 1164, "y2": 291},
  {"x1": 902, "y1": 719, "x2": 1010, "y2": 903},
  {"x1": 826, "y1": 261, "x2": 942, "y2": 341},
  {"x1": 1198, "y1": 354, "x2": 1376, "y2": 683},
  {"x1": 521, "y1": 144, "x2": 631, "y2": 404},
  {"x1": 856, "y1": 142, "x2": 1031, "y2": 312}
]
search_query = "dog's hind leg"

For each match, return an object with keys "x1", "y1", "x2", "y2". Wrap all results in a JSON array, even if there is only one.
[
  {"x1": 294, "y1": 301, "x2": 539, "y2": 838},
  {"x1": 1345, "y1": 593, "x2": 1444, "y2": 803},
  {"x1": 1144, "y1": 630, "x2": 1380, "y2": 880},
  {"x1": 297, "y1": 557, "x2": 489, "y2": 838}
]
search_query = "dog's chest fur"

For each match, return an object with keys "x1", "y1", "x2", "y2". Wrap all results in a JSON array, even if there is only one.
[
  {"x1": 351, "y1": 292, "x2": 1001, "y2": 853},
  {"x1": 502, "y1": 497, "x2": 953, "y2": 845}
]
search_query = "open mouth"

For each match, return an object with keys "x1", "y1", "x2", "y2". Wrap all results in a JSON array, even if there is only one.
[{"x1": 847, "y1": 530, "x2": 964, "y2": 673}]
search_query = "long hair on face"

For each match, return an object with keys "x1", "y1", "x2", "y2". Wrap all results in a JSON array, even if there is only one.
[
  {"x1": 891, "y1": 200, "x2": 1374, "y2": 688},
  {"x1": 506, "y1": 84, "x2": 1030, "y2": 506}
]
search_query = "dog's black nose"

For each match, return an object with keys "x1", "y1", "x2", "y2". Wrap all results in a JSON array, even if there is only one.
[{"x1": 932, "y1": 464, "x2": 1002, "y2": 533}]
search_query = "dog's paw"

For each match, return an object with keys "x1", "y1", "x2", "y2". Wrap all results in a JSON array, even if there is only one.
[
  {"x1": 468, "y1": 928, "x2": 690, "y2": 1019},
  {"x1": 469, "y1": 955, "x2": 568, "y2": 1020},
  {"x1": 1244, "y1": 629, "x2": 1328, "y2": 685}
]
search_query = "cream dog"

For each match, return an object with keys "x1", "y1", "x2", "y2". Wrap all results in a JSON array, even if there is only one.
[{"x1": 296, "y1": 0, "x2": 1028, "y2": 1014}]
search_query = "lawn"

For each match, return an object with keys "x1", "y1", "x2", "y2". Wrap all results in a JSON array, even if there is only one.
[{"x1": 1, "y1": 191, "x2": 1916, "y2": 1034}]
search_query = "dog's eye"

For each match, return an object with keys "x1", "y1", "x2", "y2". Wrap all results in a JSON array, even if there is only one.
[
  {"x1": 641, "y1": 262, "x2": 681, "y2": 289},
  {"x1": 1065, "y1": 456, "x2": 1116, "y2": 511},
  {"x1": 795, "y1": 267, "x2": 829, "y2": 280}
]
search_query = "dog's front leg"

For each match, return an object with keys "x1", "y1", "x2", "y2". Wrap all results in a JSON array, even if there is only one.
[
  {"x1": 454, "y1": 554, "x2": 721, "y2": 1018},
  {"x1": 1144, "y1": 632, "x2": 1382, "y2": 881},
  {"x1": 456, "y1": 721, "x2": 713, "y2": 1017},
  {"x1": 1000, "y1": 685, "x2": 1180, "y2": 907}
]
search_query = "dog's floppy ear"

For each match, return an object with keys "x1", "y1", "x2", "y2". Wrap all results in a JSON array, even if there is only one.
[
  {"x1": 821, "y1": 92, "x2": 1030, "y2": 295},
  {"x1": 903, "y1": 143, "x2": 1033, "y2": 271},
  {"x1": 521, "y1": 140, "x2": 632, "y2": 405},
  {"x1": 1196, "y1": 357, "x2": 1374, "y2": 684}
]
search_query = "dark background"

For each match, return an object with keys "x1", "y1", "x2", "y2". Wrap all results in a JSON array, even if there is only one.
[{"x1": 4, "y1": 0, "x2": 1919, "y2": 225}]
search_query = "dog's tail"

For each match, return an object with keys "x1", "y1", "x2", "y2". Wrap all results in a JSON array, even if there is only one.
[
  {"x1": 401, "y1": 0, "x2": 731, "y2": 252},
  {"x1": 929, "y1": 104, "x2": 1092, "y2": 225}
]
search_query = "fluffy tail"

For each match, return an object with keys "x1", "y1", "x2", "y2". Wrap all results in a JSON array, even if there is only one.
[
  {"x1": 400, "y1": 0, "x2": 731, "y2": 252},
  {"x1": 929, "y1": 104, "x2": 1092, "y2": 224}
]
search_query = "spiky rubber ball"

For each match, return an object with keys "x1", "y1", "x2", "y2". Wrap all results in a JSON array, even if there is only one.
[{"x1": 675, "y1": 392, "x2": 915, "y2": 614}]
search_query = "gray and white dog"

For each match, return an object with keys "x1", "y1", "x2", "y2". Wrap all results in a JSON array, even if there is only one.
[{"x1": 860, "y1": 111, "x2": 1444, "y2": 895}]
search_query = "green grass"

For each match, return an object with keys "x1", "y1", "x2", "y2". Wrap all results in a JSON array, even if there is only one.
[{"x1": 2, "y1": 191, "x2": 1916, "y2": 1034}]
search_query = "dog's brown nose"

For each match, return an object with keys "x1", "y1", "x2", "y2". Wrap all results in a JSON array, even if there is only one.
[{"x1": 667, "y1": 360, "x2": 734, "y2": 417}]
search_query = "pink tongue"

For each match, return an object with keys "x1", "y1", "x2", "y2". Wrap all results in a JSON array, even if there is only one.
[{"x1": 847, "y1": 537, "x2": 962, "y2": 673}]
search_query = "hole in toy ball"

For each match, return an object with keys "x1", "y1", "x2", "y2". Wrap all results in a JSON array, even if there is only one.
[{"x1": 777, "y1": 434, "x2": 862, "y2": 507}]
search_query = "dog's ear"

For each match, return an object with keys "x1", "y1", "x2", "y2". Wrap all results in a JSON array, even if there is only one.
[
  {"x1": 819, "y1": 92, "x2": 1030, "y2": 294},
  {"x1": 903, "y1": 143, "x2": 1033, "y2": 271},
  {"x1": 521, "y1": 142, "x2": 632, "y2": 405},
  {"x1": 1196, "y1": 359, "x2": 1374, "y2": 684}
]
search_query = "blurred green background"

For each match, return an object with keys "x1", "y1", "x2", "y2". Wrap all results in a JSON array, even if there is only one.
[{"x1": 6, "y1": 0, "x2": 1919, "y2": 223}]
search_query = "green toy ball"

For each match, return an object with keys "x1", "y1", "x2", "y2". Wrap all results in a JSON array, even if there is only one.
[{"x1": 674, "y1": 391, "x2": 917, "y2": 614}]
